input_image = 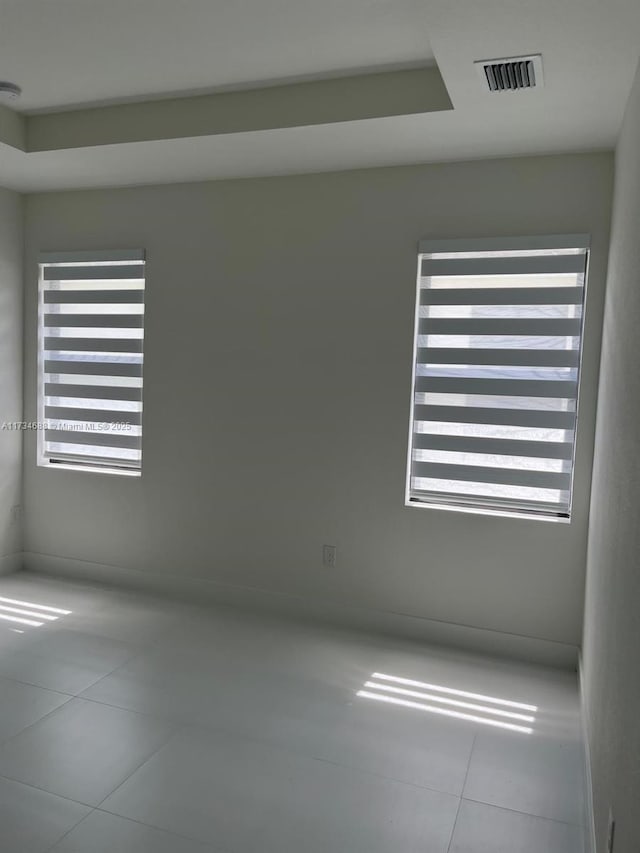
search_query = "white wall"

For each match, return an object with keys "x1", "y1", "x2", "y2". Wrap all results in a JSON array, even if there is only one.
[
  {"x1": 0, "y1": 187, "x2": 23, "y2": 574},
  {"x1": 582, "y1": 61, "x2": 640, "y2": 851},
  {"x1": 23, "y1": 153, "x2": 612, "y2": 656}
]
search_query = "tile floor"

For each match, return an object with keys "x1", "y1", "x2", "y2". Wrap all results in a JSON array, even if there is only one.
[{"x1": 0, "y1": 572, "x2": 586, "y2": 852}]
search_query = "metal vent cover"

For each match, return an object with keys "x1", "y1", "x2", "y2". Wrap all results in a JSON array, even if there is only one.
[{"x1": 475, "y1": 55, "x2": 543, "y2": 92}]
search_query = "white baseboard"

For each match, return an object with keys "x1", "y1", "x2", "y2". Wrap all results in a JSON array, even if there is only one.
[
  {"x1": 0, "y1": 552, "x2": 23, "y2": 576},
  {"x1": 22, "y1": 550, "x2": 578, "y2": 669},
  {"x1": 578, "y1": 655, "x2": 597, "y2": 853}
]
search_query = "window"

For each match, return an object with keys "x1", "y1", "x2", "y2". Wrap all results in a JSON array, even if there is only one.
[
  {"x1": 406, "y1": 235, "x2": 590, "y2": 520},
  {"x1": 38, "y1": 249, "x2": 145, "y2": 475}
]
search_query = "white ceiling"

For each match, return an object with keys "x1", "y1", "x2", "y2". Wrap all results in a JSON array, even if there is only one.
[
  {"x1": 0, "y1": 0, "x2": 639, "y2": 192},
  {"x1": 0, "y1": 0, "x2": 433, "y2": 112}
]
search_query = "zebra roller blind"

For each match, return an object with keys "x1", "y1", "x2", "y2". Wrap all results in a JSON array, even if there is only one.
[
  {"x1": 38, "y1": 250, "x2": 145, "y2": 474},
  {"x1": 407, "y1": 235, "x2": 590, "y2": 519}
]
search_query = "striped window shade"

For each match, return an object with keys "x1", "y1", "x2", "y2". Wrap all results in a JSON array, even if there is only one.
[
  {"x1": 407, "y1": 235, "x2": 590, "y2": 520},
  {"x1": 38, "y1": 250, "x2": 145, "y2": 475}
]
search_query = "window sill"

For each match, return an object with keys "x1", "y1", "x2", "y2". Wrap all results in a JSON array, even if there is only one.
[
  {"x1": 37, "y1": 461, "x2": 141, "y2": 478},
  {"x1": 405, "y1": 498, "x2": 571, "y2": 524}
]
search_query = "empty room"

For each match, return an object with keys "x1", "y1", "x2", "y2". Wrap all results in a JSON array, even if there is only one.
[{"x1": 0, "y1": 1, "x2": 638, "y2": 851}]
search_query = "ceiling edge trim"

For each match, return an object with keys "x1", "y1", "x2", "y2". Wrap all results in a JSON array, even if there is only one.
[{"x1": 25, "y1": 66, "x2": 452, "y2": 153}]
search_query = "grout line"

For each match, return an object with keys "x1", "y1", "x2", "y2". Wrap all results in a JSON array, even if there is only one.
[
  {"x1": 55, "y1": 683, "x2": 478, "y2": 803},
  {"x1": 0, "y1": 672, "x2": 74, "y2": 700},
  {"x1": 0, "y1": 668, "x2": 112, "y2": 700},
  {"x1": 47, "y1": 660, "x2": 486, "y2": 800},
  {"x1": 0, "y1": 637, "x2": 151, "y2": 704},
  {"x1": 461, "y1": 795, "x2": 584, "y2": 828},
  {"x1": 91, "y1": 724, "x2": 187, "y2": 812},
  {"x1": 94, "y1": 711, "x2": 449, "y2": 810},
  {"x1": 69, "y1": 654, "x2": 147, "y2": 699},
  {"x1": 0, "y1": 692, "x2": 75, "y2": 749},
  {"x1": 306, "y1": 751, "x2": 463, "y2": 798},
  {"x1": 42, "y1": 807, "x2": 98, "y2": 853},
  {"x1": 0, "y1": 720, "x2": 180, "y2": 812},
  {"x1": 0, "y1": 770, "x2": 95, "y2": 808},
  {"x1": 446, "y1": 734, "x2": 475, "y2": 853},
  {"x1": 0, "y1": 705, "x2": 179, "y2": 816},
  {"x1": 36, "y1": 676, "x2": 549, "y2": 807},
  {"x1": 63, "y1": 692, "x2": 180, "y2": 727},
  {"x1": 92, "y1": 807, "x2": 227, "y2": 851}
]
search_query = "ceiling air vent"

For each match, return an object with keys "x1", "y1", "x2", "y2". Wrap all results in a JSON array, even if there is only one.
[{"x1": 475, "y1": 55, "x2": 543, "y2": 92}]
